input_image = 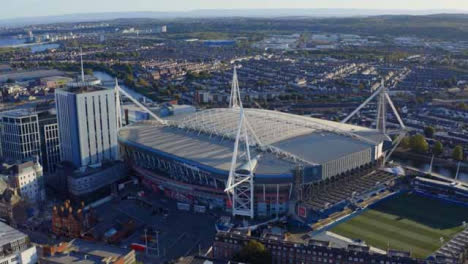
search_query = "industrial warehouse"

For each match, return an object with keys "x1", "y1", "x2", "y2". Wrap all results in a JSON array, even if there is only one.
[{"x1": 117, "y1": 70, "x2": 404, "y2": 220}]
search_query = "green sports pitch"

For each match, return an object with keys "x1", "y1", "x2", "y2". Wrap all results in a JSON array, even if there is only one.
[{"x1": 330, "y1": 192, "x2": 468, "y2": 259}]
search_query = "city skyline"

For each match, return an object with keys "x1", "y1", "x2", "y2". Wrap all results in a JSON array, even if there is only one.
[{"x1": 2, "y1": 0, "x2": 468, "y2": 20}]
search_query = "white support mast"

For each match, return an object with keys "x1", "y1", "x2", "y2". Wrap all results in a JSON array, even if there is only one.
[
  {"x1": 342, "y1": 79, "x2": 407, "y2": 164},
  {"x1": 114, "y1": 78, "x2": 123, "y2": 128},
  {"x1": 225, "y1": 67, "x2": 255, "y2": 218},
  {"x1": 341, "y1": 85, "x2": 383, "y2": 124},
  {"x1": 229, "y1": 67, "x2": 242, "y2": 108},
  {"x1": 80, "y1": 47, "x2": 85, "y2": 83},
  {"x1": 115, "y1": 83, "x2": 167, "y2": 125},
  {"x1": 428, "y1": 155, "x2": 434, "y2": 174},
  {"x1": 224, "y1": 108, "x2": 255, "y2": 218},
  {"x1": 376, "y1": 80, "x2": 387, "y2": 133}
]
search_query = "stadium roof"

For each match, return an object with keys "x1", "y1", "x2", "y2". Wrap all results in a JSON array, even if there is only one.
[{"x1": 118, "y1": 108, "x2": 389, "y2": 178}]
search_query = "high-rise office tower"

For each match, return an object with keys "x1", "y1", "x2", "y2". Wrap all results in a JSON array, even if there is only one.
[
  {"x1": 55, "y1": 85, "x2": 118, "y2": 168},
  {"x1": 43, "y1": 122, "x2": 60, "y2": 173},
  {"x1": 0, "y1": 107, "x2": 61, "y2": 173},
  {"x1": 0, "y1": 109, "x2": 41, "y2": 162}
]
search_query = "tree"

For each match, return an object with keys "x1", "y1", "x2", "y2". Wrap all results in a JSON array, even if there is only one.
[
  {"x1": 410, "y1": 134, "x2": 429, "y2": 153},
  {"x1": 233, "y1": 240, "x2": 272, "y2": 264},
  {"x1": 458, "y1": 103, "x2": 468, "y2": 111},
  {"x1": 424, "y1": 126, "x2": 435, "y2": 138},
  {"x1": 84, "y1": 68, "x2": 93, "y2": 75},
  {"x1": 415, "y1": 97, "x2": 425, "y2": 104},
  {"x1": 124, "y1": 64, "x2": 133, "y2": 74},
  {"x1": 452, "y1": 145, "x2": 464, "y2": 161},
  {"x1": 432, "y1": 141, "x2": 443, "y2": 156},
  {"x1": 400, "y1": 136, "x2": 411, "y2": 149},
  {"x1": 137, "y1": 78, "x2": 150, "y2": 87},
  {"x1": 358, "y1": 82, "x2": 366, "y2": 90}
]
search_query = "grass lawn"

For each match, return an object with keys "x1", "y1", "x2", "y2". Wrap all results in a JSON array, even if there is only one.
[{"x1": 330, "y1": 192, "x2": 468, "y2": 259}]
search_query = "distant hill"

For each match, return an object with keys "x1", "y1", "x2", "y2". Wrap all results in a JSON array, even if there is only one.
[
  {"x1": 1, "y1": 10, "x2": 467, "y2": 41},
  {"x1": 0, "y1": 8, "x2": 467, "y2": 27}
]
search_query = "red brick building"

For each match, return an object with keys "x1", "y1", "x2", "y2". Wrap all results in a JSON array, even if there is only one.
[{"x1": 51, "y1": 200, "x2": 96, "y2": 238}]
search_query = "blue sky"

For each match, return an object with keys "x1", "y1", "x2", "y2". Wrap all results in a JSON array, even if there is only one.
[{"x1": 2, "y1": 0, "x2": 468, "y2": 19}]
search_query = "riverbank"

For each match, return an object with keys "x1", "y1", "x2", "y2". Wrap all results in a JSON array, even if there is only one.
[{"x1": 393, "y1": 150, "x2": 468, "y2": 174}]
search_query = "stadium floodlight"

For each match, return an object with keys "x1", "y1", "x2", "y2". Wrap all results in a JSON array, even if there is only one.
[{"x1": 342, "y1": 79, "x2": 407, "y2": 163}]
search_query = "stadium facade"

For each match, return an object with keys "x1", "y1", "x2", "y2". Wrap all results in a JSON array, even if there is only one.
[{"x1": 118, "y1": 107, "x2": 391, "y2": 217}]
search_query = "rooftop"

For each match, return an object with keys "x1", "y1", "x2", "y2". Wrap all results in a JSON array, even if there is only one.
[
  {"x1": 0, "y1": 69, "x2": 63, "y2": 82},
  {"x1": 57, "y1": 84, "x2": 108, "y2": 94},
  {"x1": 41, "y1": 76, "x2": 73, "y2": 81},
  {"x1": 0, "y1": 107, "x2": 55, "y2": 121},
  {"x1": 119, "y1": 108, "x2": 389, "y2": 178},
  {"x1": 40, "y1": 239, "x2": 133, "y2": 264},
  {"x1": 0, "y1": 221, "x2": 28, "y2": 248},
  {"x1": 0, "y1": 108, "x2": 38, "y2": 118}
]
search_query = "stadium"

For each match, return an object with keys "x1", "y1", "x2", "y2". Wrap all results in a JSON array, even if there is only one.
[
  {"x1": 114, "y1": 70, "x2": 467, "y2": 261},
  {"x1": 117, "y1": 106, "x2": 394, "y2": 218}
]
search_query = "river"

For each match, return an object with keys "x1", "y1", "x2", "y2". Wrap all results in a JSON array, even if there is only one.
[
  {"x1": 0, "y1": 37, "x2": 59, "y2": 53},
  {"x1": 392, "y1": 156, "x2": 468, "y2": 182},
  {"x1": 0, "y1": 37, "x2": 24, "y2": 46},
  {"x1": 92, "y1": 71, "x2": 153, "y2": 103}
]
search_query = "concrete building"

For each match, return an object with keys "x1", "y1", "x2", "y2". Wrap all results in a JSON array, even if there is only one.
[
  {"x1": 0, "y1": 221, "x2": 37, "y2": 264},
  {"x1": 55, "y1": 85, "x2": 118, "y2": 168},
  {"x1": 121, "y1": 104, "x2": 150, "y2": 125},
  {"x1": 7, "y1": 160, "x2": 45, "y2": 203},
  {"x1": 40, "y1": 76, "x2": 73, "y2": 89},
  {"x1": 0, "y1": 69, "x2": 63, "y2": 83},
  {"x1": 66, "y1": 161, "x2": 127, "y2": 198}
]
